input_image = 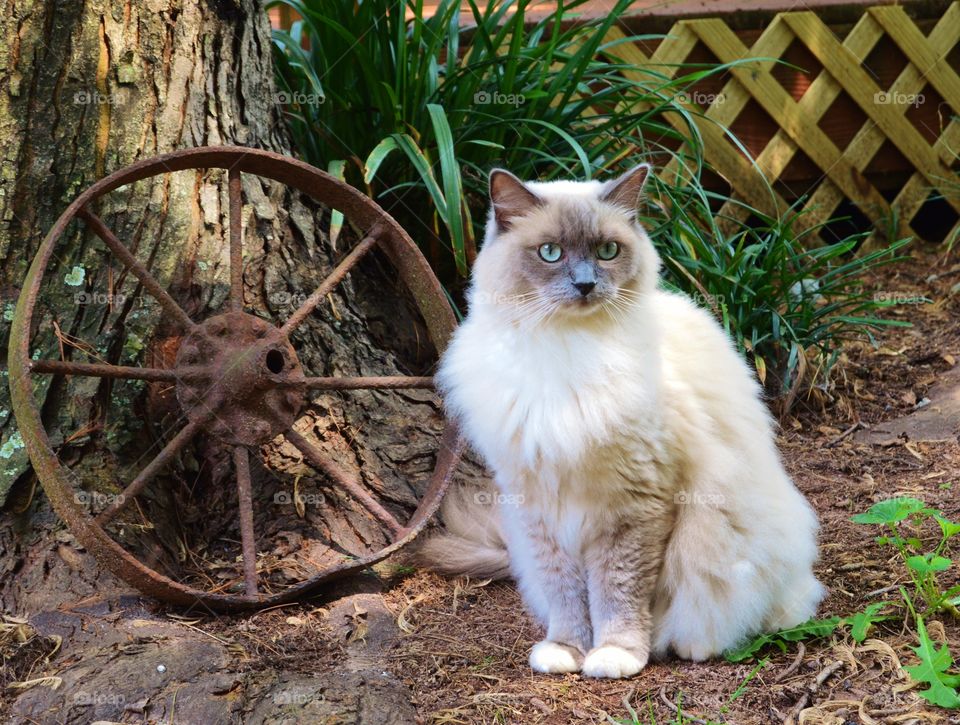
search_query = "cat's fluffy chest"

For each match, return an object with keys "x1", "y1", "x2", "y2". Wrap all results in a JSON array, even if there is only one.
[{"x1": 438, "y1": 306, "x2": 662, "y2": 477}]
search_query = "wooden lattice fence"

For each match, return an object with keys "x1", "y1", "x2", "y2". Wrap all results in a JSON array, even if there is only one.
[
  {"x1": 268, "y1": 2, "x2": 959, "y2": 245},
  {"x1": 609, "y1": 2, "x2": 960, "y2": 246}
]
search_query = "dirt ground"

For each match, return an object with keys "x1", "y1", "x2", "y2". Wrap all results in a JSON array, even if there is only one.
[
  {"x1": 3, "y1": 246, "x2": 959, "y2": 724},
  {"x1": 372, "y1": 245, "x2": 960, "y2": 724}
]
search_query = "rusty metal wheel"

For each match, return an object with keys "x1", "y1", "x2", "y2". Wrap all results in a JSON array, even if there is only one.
[{"x1": 8, "y1": 146, "x2": 463, "y2": 611}]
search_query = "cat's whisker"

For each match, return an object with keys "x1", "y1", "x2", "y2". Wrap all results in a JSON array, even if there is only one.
[
  {"x1": 539, "y1": 300, "x2": 563, "y2": 329},
  {"x1": 529, "y1": 298, "x2": 564, "y2": 330},
  {"x1": 611, "y1": 291, "x2": 646, "y2": 312},
  {"x1": 502, "y1": 292, "x2": 541, "y2": 304},
  {"x1": 609, "y1": 299, "x2": 627, "y2": 322},
  {"x1": 513, "y1": 299, "x2": 552, "y2": 324},
  {"x1": 603, "y1": 298, "x2": 629, "y2": 326},
  {"x1": 513, "y1": 295, "x2": 546, "y2": 310},
  {"x1": 513, "y1": 296, "x2": 555, "y2": 330},
  {"x1": 512, "y1": 304, "x2": 537, "y2": 319},
  {"x1": 613, "y1": 287, "x2": 646, "y2": 302},
  {"x1": 525, "y1": 304, "x2": 557, "y2": 331}
]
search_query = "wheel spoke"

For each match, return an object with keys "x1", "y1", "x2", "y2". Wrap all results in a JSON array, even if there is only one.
[
  {"x1": 233, "y1": 445, "x2": 259, "y2": 598},
  {"x1": 79, "y1": 208, "x2": 196, "y2": 330},
  {"x1": 284, "y1": 428, "x2": 403, "y2": 536},
  {"x1": 282, "y1": 375, "x2": 435, "y2": 391},
  {"x1": 30, "y1": 359, "x2": 207, "y2": 383},
  {"x1": 279, "y1": 227, "x2": 384, "y2": 336},
  {"x1": 94, "y1": 410, "x2": 213, "y2": 526},
  {"x1": 228, "y1": 167, "x2": 244, "y2": 312}
]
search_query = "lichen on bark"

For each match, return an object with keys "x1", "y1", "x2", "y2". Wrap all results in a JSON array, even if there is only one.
[{"x1": 0, "y1": 0, "x2": 460, "y2": 609}]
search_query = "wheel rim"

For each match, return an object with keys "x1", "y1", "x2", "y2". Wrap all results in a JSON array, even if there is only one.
[{"x1": 8, "y1": 146, "x2": 463, "y2": 611}]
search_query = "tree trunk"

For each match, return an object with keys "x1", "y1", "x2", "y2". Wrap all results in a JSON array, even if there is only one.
[
  {"x1": 0, "y1": 1, "x2": 465, "y2": 721},
  {"x1": 0, "y1": 0, "x2": 284, "y2": 515}
]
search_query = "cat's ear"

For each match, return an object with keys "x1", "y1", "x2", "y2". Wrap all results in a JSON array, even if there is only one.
[
  {"x1": 489, "y1": 169, "x2": 541, "y2": 230},
  {"x1": 600, "y1": 164, "x2": 652, "y2": 211}
]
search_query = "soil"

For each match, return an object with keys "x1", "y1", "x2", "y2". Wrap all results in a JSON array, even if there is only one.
[{"x1": 2, "y1": 246, "x2": 959, "y2": 724}]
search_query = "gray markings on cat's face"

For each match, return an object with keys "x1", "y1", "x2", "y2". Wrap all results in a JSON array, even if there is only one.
[
  {"x1": 520, "y1": 202, "x2": 638, "y2": 310},
  {"x1": 475, "y1": 166, "x2": 659, "y2": 324},
  {"x1": 508, "y1": 198, "x2": 645, "y2": 314}
]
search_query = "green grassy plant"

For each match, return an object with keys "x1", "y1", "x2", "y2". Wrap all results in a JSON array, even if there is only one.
[
  {"x1": 728, "y1": 497, "x2": 960, "y2": 709},
  {"x1": 270, "y1": 0, "x2": 914, "y2": 400}
]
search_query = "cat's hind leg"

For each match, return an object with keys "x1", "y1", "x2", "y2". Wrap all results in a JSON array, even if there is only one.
[{"x1": 652, "y1": 489, "x2": 822, "y2": 660}]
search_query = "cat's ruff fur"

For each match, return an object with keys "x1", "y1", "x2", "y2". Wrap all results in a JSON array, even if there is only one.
[{"x1": 417, "y1": 166, "x2": 824, "y2": 676}]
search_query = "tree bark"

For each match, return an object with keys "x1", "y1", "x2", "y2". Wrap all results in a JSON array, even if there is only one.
[
  {"x1": 0, "y1": 0, "x2": 457, "y2": 616},
  {"x1": 0, "y1": 1, "x2": 474, "y2": 722}
]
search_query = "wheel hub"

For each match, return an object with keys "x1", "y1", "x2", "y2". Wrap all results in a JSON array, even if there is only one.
[
  {"x1": 12, "y1": 145, "x2": 462, "y2": 610},
  {"x1": 175, "y1": 311, "x2": 305, "y2": 445}
]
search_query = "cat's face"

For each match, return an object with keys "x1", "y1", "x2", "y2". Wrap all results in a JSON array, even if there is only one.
[{"x1": 469, "y1": 165, "x2": 660, "y2": 323}]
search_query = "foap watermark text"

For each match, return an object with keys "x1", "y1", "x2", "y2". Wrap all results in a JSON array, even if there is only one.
[
  {"x1": 474, "y1": 491, "x2": 525, "y2": 507},
  {"x1": 473, "y1": 90, "x2": 525, "y2": 107},
  {"x1": 674, "y1": 491, "x2": 725, "y2": 507}
]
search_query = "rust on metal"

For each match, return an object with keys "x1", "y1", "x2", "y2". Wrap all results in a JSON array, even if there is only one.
[
  {"x1": 79, "y1": 207, "x2": 196, "y2": 331},
  {"x1": 233, "y1": 445, "x2": 259, "y2": 598},
  {"x1": 175, "y1": 311, "x2": 305, "y2": 446},
  {"x1": 285, "y1": 428, "x2": 404, "y2": 536},
  {"x1": 8, "y1": 146, "x2": 463, "y2": 611},
  {"x1": 228, "y1": 167, "x2": 244, "y2": 312},
  {"x1": 30, "y1": 359, "x2": 205, "y2": 383},
  {"x1": 283, "y1": 375, "x2": 435, "y2": 390},
  {"x1": 279, "y1": 230, "x2": 382, "y2": 336}
]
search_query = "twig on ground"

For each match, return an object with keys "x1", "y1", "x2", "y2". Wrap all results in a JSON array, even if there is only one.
[
  {"x1": 864, "y1": 584, "x2": 900, "y2": 599},
  {"x1": 825, "y1": 422, "x2": 863, "y2": 448},
  {"x1": 659, "y1": 685, "x2": 709, "y2": 725},
  {"x1": 775, "y1": 641, "x2": 806, "y2": 683},
  {"x1": 783, "y1": 659, "x2": 846, "y2": 725}
]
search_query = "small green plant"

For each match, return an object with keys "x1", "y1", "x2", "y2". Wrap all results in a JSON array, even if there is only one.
[
  {"x1": 725, "y1": 617, "x2": 843, "y2": 662},
  {"x1": 725, "y1": 602, "x2": 898, "y2": 663},
  {"x1": 902, "y1": 589, "x2": 960, "y2": 708},
  {"x1": 844, "y1": 601, "x2": 898, "y2": 642},
  {"x1": 852, "y1": 497, "x2": 960, "y2": 617}
]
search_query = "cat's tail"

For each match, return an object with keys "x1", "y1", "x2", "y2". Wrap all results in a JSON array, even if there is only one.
[{"x1": 411, "y1": 483, "x2": 511, "y2": 580}]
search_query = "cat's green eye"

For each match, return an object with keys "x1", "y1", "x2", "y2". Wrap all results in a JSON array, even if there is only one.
[
  {"x1": 597, "y1": 241, "x2": 620, "y2": 260},
  {"x1": 538, "y1": 243, "x2": 562, "y2": 262}
]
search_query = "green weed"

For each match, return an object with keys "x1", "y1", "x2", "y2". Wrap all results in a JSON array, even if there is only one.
[{"x1": 728, "y1": 498, "x2": 960, "y2": 709}]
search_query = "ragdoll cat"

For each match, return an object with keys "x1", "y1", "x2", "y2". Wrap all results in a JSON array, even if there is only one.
[{"x1": 419, "y1": 164, "x2": 823, "y2": 679}]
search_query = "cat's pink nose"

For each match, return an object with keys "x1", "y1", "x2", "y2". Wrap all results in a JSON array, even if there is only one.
[{"x1": 574, "y1": 281, "x2": 596, "y2": 296}]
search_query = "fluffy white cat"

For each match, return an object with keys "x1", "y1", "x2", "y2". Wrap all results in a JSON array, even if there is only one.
[{"x1": 418, "y1": 165, "x2": 824, "y2": 679}]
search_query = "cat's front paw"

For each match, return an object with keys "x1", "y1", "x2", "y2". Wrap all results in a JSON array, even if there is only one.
[
  {"x1": 582, "y1": 645, "x2": 647, "y2": 679},
  {"x1": 529, "y1": 640, "x2": 584, "y2": 674}
]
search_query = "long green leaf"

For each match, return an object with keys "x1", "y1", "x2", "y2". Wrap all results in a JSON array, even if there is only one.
[{"x1": 427, "y1": 103, "x2": 468, "y2": 275}]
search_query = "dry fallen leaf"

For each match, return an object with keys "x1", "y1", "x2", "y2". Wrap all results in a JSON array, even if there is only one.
[
  {"x1": 903, "y1": 441, "x2": 924, "y2": 461},
  {"x1": 6, "y1": 676, "x2": 62, "y2": 692}
]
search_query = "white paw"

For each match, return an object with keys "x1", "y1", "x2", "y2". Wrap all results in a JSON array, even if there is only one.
[
  {"x1": 529, "y1": 640, "x2": 583, "y2": 674},
  {"x1": 582, "y1": 645, "x2": 646, "y2": 679}
]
